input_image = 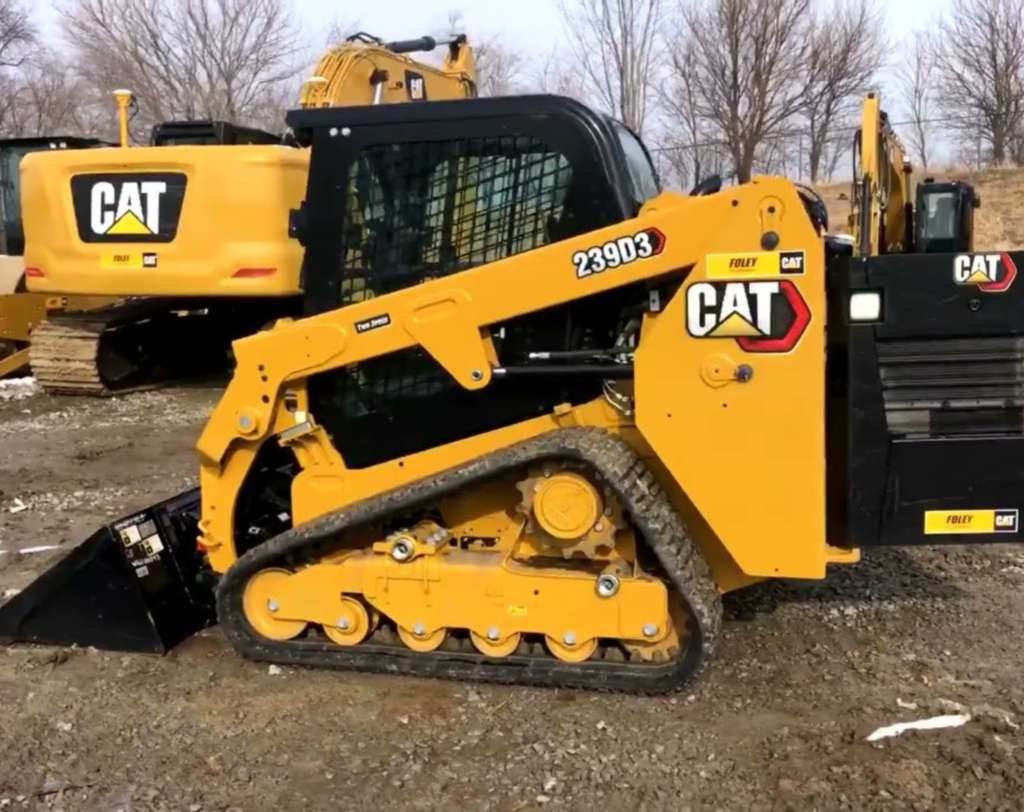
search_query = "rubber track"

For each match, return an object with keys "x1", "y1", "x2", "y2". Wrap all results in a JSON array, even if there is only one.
[{"x1": 216, "y1": 427, "x2": 724, "y2": 693}]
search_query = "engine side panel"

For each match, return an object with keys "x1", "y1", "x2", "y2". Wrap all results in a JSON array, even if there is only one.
[{"x1": 635, "y1": 197, "x2": 827, "y2": 580}]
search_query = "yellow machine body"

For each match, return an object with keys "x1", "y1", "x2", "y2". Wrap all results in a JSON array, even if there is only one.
[
  {"x1": 5, "y1": 93, "x2": 1003, "y2": 695},
  {"x1": 169, "y1": 175, "x2": 853, "y2": 689},
  {"x1": 197, "y1": 179, "x2": 838, "y2": 584},
  {"x1": 24, "y1": 37, "x2": 475, "y2": 299}
]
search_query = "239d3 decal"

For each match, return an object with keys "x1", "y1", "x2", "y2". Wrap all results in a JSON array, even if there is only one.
[{"x1": 573, "y1": 227, "x2": 665, "y2": 278}]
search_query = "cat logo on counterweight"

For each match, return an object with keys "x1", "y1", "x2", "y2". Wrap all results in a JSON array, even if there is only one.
[
  {"x1": 72, "y1": 172, "x2": 187, "y2": 243},
  {"x1": 685, "y1": 279, "x2": 811, "y2": 353}
]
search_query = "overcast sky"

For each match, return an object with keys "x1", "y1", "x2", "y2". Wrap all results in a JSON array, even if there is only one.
[
  {"x1": 34, "y1": 0, "x2": 954, "y2": 58},
  {"x1": 301, "y1": 0, "x2": 953, "y2": 59}
]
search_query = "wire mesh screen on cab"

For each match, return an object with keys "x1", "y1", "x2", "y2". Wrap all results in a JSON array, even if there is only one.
[
  {"x1": 335, "y1": 136, "x2": 572, "y2": 302},
  {"x1": 308, "y1": 133, "x2": 624, "y2": 468}
]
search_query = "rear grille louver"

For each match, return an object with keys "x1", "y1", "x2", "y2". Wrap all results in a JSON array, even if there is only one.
[{"x1": 878, "y1": 337, "x2": 1024, "y2": 437}]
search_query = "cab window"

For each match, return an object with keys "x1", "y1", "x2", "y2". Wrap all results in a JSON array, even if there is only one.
[{"x1": 613, "y1": 122, "x2": 660, "y2": 209}]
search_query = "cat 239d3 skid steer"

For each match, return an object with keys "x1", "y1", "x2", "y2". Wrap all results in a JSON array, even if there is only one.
[{"x1": 0, "y1": 93, "x2": 1019, "y2": 693}]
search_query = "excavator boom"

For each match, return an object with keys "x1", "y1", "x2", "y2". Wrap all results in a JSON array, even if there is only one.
[
  {"x1": 301, "y1": 32, "x2": 476, "y2": 107},
  {"x1": 850, "y1": 92, "x2": 913, "y2": 256}
]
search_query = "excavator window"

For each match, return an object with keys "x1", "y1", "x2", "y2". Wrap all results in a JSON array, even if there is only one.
[
  {"x1": 0, "y1": 144, "x2": 27, "y2": 252},
  {"x1": 287, "y1": 96, "x2": 641, "y2": 467},
  {"x1": 0, "y1": 137, "x2": 107, "y2": 255},
  {"x1": 915, "y1": 181, "x2": 976, "y2": 254}
]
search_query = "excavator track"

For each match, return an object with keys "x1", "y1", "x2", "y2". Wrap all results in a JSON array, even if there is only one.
[
  {"x1": 29, "y1": 298, "x2": 286, "y2": 397},
  {"x1": 217, "y1": 428, "x2": 723, "y2": 693},
  {"x1": 29, "y1": 299, "x2": 176, "y2": 397},
  {"x1": 31, "y1": 315, "x2": 139, "y2": 396}
]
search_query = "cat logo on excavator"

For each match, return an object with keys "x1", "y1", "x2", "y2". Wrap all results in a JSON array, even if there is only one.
[
  {"x1": 71, "y1": 172, "x2": 187, "y2": 243},
  {"x1": 952, "y1": 253, "x2": 1017, "y2": 292},
  {"x1": 685, "y1": 279, "x2": 811, "y2": 353}
]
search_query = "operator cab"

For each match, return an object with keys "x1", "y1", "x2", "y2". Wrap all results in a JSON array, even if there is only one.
[
  {"x1": 0, "y1": 136, "x2": 108, "y2": 255},
  {"x1": 914, "y1": 179, "x2": 978, "y2": 254},
  {"x1": 284, "y1": 94, "x2": 668, "y2": 467}
]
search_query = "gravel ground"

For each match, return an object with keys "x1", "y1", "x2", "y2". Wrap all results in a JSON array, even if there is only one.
[{"x1": 2, "y1": 385, "x2": 1024, "y2": 811}]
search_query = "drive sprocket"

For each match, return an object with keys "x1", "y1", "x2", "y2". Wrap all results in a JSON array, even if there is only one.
[{"x1": 514, "y1": 465, "x2": 622, "y2": 558}]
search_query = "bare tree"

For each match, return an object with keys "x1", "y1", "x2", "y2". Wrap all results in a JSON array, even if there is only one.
[
  {"x1": 802, "y1": 0, "x2": 888, "y2": 182},
  {"x1": 529, "y1": 48, "x2": 591, "y2": 101},
  {"x1": 935, "y1": 0, "x2": 1024, "y2": 165},
  {"x1": 557, "y1": 0, "x2": 664, "y2": 133},
  {"x1": 657, "y1": 38, "x2": 724, "y2": 189},
  {"x1": 678, "y1": 0, "x2": 812, "y2": 183},
  {"x1": 820, "y1": 132, "x2": 850, "y2": 181},
  {"x1": 57, "y1": 0, "x2": 307, "y2": 135},
  {"x1": 474, "y1": 40, "x2": 527, "y2": 97},
  {"x1": 442, "y1": 10, "x2": 526, "y2": 97},
  {"x1": 321, "y1": 17, "x2": 362, "y2": 50},
  {"x1": 0, "y1": 0, "x2": 32, "y2": 69},
  {"x1": 896, "y1": 28, "x2": 938, "y2": 169},
  {"x1": 0, "y1": 0, "x2": 36, "y2": 136},
  {"x1": 1, "y1": 49, "x2": 100, "y2": 137}
]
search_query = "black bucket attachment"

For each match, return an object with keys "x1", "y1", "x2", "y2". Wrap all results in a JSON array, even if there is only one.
[{"x1": 0, "y1": 488, "x2": 216, "y2": 654}]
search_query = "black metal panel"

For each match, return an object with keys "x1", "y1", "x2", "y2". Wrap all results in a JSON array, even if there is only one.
[
  {"x1": 878, "y1": 437, "x2": 1024, "y2": 544},
  {"x1": 149, "y1": 120, "x2": 280, "y2": 146},
  {"x1": 832, "y1": 251, "x2": 1024, "y2": 548},
  {"x1": 0, "y1": 489, "x2": 215, "y2": 654},
  {"x1": 285, "y1": 95, "x2": 637, "y2": 227},
  {"x1": 867, "y1": 251, "x2": 1024, "y2": 339}
]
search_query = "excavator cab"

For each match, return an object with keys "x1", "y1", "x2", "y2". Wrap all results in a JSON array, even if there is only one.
[
  {"x1": 149, "y1": 120, "x2": 281, "y2": 147},
  {"x1": 914, "y1": 179, "x2": 978, "y2": 254},
  {"x1": 0, "y1": 136, "x2": 108, "y2": 256}
]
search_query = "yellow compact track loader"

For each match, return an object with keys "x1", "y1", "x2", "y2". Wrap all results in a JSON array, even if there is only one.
[
  {"x1": 1, "y1": 93, "x2": 1017, "y2": 693},
  {"x1": 18, "y1": 33, "x2": 476, "y2": 396}
]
